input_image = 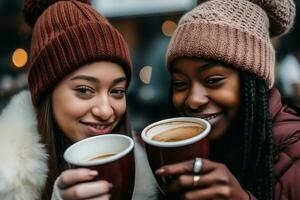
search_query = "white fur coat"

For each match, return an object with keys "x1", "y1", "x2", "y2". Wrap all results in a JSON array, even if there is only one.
[{"x1": 0, "y1": 91, "x2": 157, "y2": 200}]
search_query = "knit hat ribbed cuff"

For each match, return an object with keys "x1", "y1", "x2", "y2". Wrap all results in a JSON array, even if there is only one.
[
  {"x1": 166, "y1": 23, "x2": 275, "y2": 89},
  {"x1": 29, "y1": 22, "x2": 131, "y2": 105}
]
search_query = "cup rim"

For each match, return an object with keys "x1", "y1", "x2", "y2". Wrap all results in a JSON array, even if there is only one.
[
  {"x1": 64, "y1": 134, "x2": 134, "y2": 166},
  {"x1": 141, "y1": 117, "x2": 211, "y2": 147}
]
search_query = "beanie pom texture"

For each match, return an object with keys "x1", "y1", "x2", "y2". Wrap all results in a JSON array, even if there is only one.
[
  {"x1": 197, "y1": 0, "x2": 295, "y2": 37},
  {"x1": 23, "y1": 0, "x2": 91, "y2": 27},
  {"x1": 248, "y1": 0, "x2": 295, "y2": 37}
]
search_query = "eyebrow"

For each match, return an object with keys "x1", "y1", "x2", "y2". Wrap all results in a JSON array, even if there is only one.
[
  {"x1": 71, "y1": 75, "x2": 99, "y2": 83},
  {"x1": 172, "y1": 62, "x2": 221, "y2": 74},
  {"x1": 112, "y1": 77, "x2": 127, "y2": 84},
  {"x1": 70, "y1": 75, "x2": 127, "y2": 84}
]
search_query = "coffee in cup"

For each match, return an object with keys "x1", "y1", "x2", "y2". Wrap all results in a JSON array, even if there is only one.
[
  {"x1": 151, "y1": 122, "x2": 204, "y2": 142},
  {"x1": 87, "y1": 153, "x2": 116, "y2": 161}
]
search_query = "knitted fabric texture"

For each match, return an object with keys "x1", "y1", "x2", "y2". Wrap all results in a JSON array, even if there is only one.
[
  {"x1": 167, "y1": 0, "x2": 295, "y2": 89},
  {"x1": 25, "y1": 0, "x2": 132, "y2": 105}
]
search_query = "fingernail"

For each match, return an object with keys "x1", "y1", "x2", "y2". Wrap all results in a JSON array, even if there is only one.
[
  {"x1": 155, "y1": 168, "x2": 165, "y2": 175},
  {"x1": 89, "y1": 170, "x2": 98, "y2": 176}
]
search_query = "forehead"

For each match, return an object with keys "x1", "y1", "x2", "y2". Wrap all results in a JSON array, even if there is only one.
[
  {"x1": 55, "y1": 61, "x2": 127, "y2": 89},
  {"x1": 173, "y1": 58, "x2": 208, "y2": 68},
  {"x1": 65, "y1": 61, "x2": 126, "y2": 84},
  {"x1": 172, "y1": 58, "x2": 219, "y2": 73},
  {"x1": 72, "y1": 61, "x2": 124, "y2": 76},
  {"x1": 171, "y1": 58, "x2": 239, "y2": 78}
]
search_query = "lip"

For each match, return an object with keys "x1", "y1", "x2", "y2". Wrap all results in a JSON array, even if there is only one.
[
  {"x1": 196, "y1": 112, "x2": 223, "y2": 119},
  {"x1": 80, "y1": 121, "x2": 114, "y2": 136},
  {"x1": 185, "y1": 112, "x2": 224, "y2": 126}
]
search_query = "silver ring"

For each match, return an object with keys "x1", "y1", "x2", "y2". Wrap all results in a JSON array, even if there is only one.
[
  {"x1": 193, "y1": 175, "x2": 201, "y2": 187},
  {"x1": 192, "y1": 157, "x2": 202, "y2": 173}
]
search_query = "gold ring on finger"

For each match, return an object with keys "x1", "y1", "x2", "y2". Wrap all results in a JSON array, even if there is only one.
[{"x1": 193, "y1": 175, "x2": 201, "y2": 187}]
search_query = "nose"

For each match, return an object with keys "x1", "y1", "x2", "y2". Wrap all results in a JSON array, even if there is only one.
[
  {"x1": 91, "y1": 96, "x2": 114, "y2": 121},
  {"x1": 185, "y1": 83, "x2": 209, "y2": 110}
]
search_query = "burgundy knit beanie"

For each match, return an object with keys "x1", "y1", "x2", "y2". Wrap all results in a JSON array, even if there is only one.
[
  {"x1": 166, "y1": 0, "x2": 295, "y2": 89},
  {"x1": 23, "y1": 0, "x2": 132, "y2": 105}
]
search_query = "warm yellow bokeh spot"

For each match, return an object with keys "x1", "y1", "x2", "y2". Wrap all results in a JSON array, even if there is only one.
[
  {"x1": 12, "y1": 48, "x2": 28, "y2": 68},
  {"x1": 162, "y1": 20, "x2": 177, "y2": 37}
]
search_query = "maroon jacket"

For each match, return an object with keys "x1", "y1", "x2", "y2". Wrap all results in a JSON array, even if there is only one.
[{"x1": 249, "y1": 89, "x2": 300, "y2": 200}]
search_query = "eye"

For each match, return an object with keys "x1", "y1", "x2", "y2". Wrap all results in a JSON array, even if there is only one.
[
  {"x1": 110, "y1": 88, "x2": 125, "y2": 99},
  {"x1": 204, "y1": 76, "x2": 224, "y2": 87},
  {"x1": 172, "y1": 79, "x2": 188, "y2": 91},
  {"x1": 74, "y1": 86, "x2": 94, "y2": 97}
]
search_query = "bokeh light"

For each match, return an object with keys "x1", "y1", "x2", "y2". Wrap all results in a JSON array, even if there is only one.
[
  {"x1": 12, "y1": 48, "x2": 28, "y2": 68},
  {"x1": 161, "y1": 20, "x2": 177, "y2": 37}
]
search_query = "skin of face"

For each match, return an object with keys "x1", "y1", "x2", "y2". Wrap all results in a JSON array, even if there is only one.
[
  {"x1": 52, "y1": 61, "x2": 127, "y2": 142},
  {"x1": 171, "y1": 58, "x2": 240, "y2": 140}
]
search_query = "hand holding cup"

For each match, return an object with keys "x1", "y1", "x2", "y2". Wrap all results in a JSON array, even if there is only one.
[
  {"x1": 141, "y1": 117, "x2": 211, "y2": 192},
  {"x1": 63, "y1": 134, "x2": 135, "y2": 200}
]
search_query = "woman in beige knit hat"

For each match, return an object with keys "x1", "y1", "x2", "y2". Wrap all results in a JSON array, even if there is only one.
[
  {"x1": 154, "y1": 0, "x2": 300, "y2": 199},
  {"x1": 0, "y1": 0, "x2": 158, "y2": 200}
]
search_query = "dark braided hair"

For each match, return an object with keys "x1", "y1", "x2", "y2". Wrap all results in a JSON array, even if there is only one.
[
  {"x1": 168, "y1": 67, "x2": 274, "y2": 200},
  {"x1": 237, "y1": 71, "x2": 274, "y2": 200}
]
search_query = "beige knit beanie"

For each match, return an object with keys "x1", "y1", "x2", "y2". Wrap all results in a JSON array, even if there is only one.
[{"x1": 166, "y1": 0, "x2": 296, "y2": 89}]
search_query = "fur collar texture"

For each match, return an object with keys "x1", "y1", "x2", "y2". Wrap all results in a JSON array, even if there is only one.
[
  {"x1": 0, "y1": 91, "x2": 157, "y2": 200},
  {"x1": 0, "y1": 91, "x2": 48, "y2": 200}
]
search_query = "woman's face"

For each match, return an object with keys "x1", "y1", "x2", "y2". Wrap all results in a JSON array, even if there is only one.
[
  {"x1": 52, "y1": 61, "x2": 127, "y2": 142},
  {"x1": 171, "y1": 58, "x2": 240, "y2": 140}
]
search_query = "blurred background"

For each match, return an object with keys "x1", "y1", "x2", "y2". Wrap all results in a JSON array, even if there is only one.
[{"x1": 0, "y1": 0, "x2": 299, "y2": 133}]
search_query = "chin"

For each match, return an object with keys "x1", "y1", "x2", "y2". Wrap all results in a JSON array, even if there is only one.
[{"x1": 208, "y1": 129, "x2": 225, "y2": 141}]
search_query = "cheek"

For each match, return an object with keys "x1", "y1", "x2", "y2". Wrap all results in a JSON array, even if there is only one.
[
  {"x1": 216, "y1": 83, "x2": 240, "y2": 117},
  {"x1": 172, "y1": 91, "x2": 186, "y2": 109},
  {"x1": 52, "y1": 100, "x2": 77, "y2": 129},
  {"x1": 229, "y1": 81, "x2": 240, "y2": 109},
  {"x1": 218, "y1": 75, "x2": 240, "y2": 106},
  {"x1": 113, "y1": 98, "x2": 127, "y2": 118},
  {"x1": 52, "y1": 92, "x2": 87, "y2": 131},
  {"x1": 172, "y1": 94, "x2": 181, "y2": 109},
  {"x1": 218, "y1": 91, "x2": 240, "y2": 107}
]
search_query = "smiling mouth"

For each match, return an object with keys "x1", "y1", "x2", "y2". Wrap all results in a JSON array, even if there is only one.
[
  {"x1": 202, "y1": 113, "x2": 222, "y2": 121},
  {"x1": 89, "y1": 124, "x2": 107, "y2": 130},
  {"x1": 188, "y1": 112, "x2": 224, "y2": 121},
  {"x1": 80, "y1": 121, "x2": 112, "y2": 130}
]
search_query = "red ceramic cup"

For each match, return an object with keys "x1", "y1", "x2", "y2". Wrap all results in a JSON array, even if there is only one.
[
  {"x1": 141, "y1": 117, "x2": 210, "y2": 191},
  {"x1": 64, "y1": 134, "x2": 135, "y2": 200}
]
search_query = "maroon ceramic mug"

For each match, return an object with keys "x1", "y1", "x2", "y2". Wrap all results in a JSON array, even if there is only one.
[
  {"x1": 141, "y1": 117, "x2": 210, "y2": 191},
  {"x1": 64, "y1": 134, "x2": 135, "y2": 200}
]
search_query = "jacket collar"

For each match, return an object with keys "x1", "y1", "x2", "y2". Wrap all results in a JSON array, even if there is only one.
[
  {"x1": 0, "y1": 90, "x2": 48, "y2": 199},
  {"x1": 269, "y1": 88, "x2": 300, "y2": 147},
  {"x1": 268, "y1": 88, "x2": 283, "y2": 120}
]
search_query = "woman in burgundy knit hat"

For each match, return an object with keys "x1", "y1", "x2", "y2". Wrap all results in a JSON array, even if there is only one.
[
  {"x1": 153, "y1": 0, "x2": 300, "y2": 199},
  {"x1": 0, "y1": 0, "x2": 158, "y2": 200}
]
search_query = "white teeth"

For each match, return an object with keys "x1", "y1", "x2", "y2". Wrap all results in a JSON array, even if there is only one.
[
  {"x1": 204, "y1": 114, "x2": 219, "y2": 120},
  {"x1": 92, "y1": 125, "x2": 106, "y2": 130}
]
